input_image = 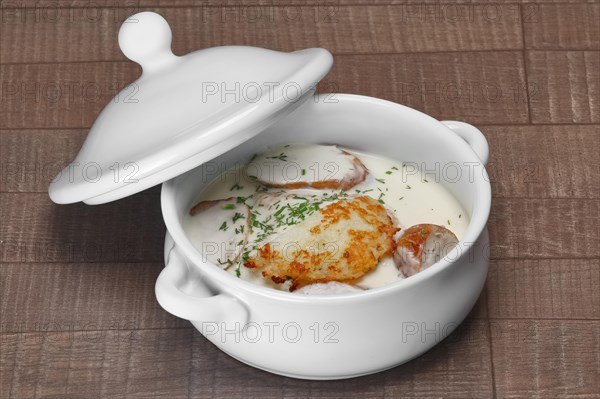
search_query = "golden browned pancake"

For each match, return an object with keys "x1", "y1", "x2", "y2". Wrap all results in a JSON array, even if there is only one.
[{"x1": 244, "y1": 196, "x2": 398, "y2": 290}]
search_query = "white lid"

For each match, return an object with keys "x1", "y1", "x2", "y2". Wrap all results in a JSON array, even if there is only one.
[{"x1": 48, "y1": 12, "x2": 333, "y2": 205}]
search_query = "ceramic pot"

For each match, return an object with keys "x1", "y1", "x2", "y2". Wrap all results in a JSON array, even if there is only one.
[{"x1": 155, "y1": 93, "x2": 491, "y2": 380}]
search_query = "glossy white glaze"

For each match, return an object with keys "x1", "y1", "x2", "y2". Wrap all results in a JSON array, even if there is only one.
[
  {"x1": 48, "y1": 12, "x2": 333, "y2": 205},
  {"x1": 156, "y1": 94, "x2": 491, "y2": 380}
]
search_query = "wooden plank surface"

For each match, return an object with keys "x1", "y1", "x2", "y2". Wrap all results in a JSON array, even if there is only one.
[
  {"x1": 0, "y1": 52, "x2": 529, "y2": 128},
  {"x1": 487, "y1": 259, "x2": 600, "y2": 319},
  {"x1": 0, "y1": 5, "x2": 524, "y2": 63},
  {"x1": 490, "y1": 320, "x2": 600, "y2": 398},
  {"x1": 1, "y1": 1, "x2": 599, "y2": 398},
  {"x1": 3, "y1": 125, "x2": 599, "y2": 197},
  {"x1": 0, "y1": 193, "x2": 165, "y2": 263},
  {"x1": 0, "y1": 62, "x2": 140, "y2": 129},
  {"x1": 527, "y1": 51, "x2": 600, "y2": 123},
  {"x1": 0, "y1": 262, "x2": 486, "y2": 330},
  {"x1": 0, "y1": 262, "x2": 188, "y2": 332},
  {"x1": 1, "y1": 320, "x2": 494, "y2": 399},
  {"x1": 0, "y1": 329, "x2": 195, "y2": 399},
  {"x1": 487, "y1": 198, "x2": 599, "y2": 259},
  {"x1": 1, "y1": 0, "x2": 597, "y2": 7},
  {"x1": 523, "y1": 3, "x2": 600, "y2": 50},
  {"x1": 187, "y1": 320, "x2": 495, "y2": 399},
  {"x1": 2, "y1": 193, "x2": 597, "y2": 264},
  {"x1": 483, "y1": 125, "x2": 600, "y2": 199}
]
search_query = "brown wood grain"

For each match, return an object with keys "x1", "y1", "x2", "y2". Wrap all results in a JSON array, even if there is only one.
[
  {"x1": 0, "y1": 62, "x2": 140, "y2": 129},
  {"x1": 323, "y1": 52, "x2": 530, "y2": 124},
  {"x1": 2, "y1": 1, "x2": 599, "y2": 396},
  {"x1": 523, "y1": 3, "x2": 600, "y2": 49},
  {"x1": 3, "y1": 125, "x2": 599, "y2": 198},
  {"x1": 1, "y1": 319, "x2": 493, "y2": 399},
  {"x1": 0, "y1": 129, "x2": 161, "y2": 195},
  {"x1": 0, "y1": 193, "x2": 165, "y2": 263},
  {"x1": 0, "y1": 328, "x2": 195, "y2": 399},
  {"x1": 482, "y1": 124, "x2": 600, "y2": 199},
  {"x1": 527, "y1": 51, "x2": 600, "y2": 124},
  {"x1": 0, "y1": 261, "x2": 486, "y2": 335},
  {"x1": 0, "y1": 262, "x2": 189, "y2": 332},
  {"x1": 487, "y1": 259, "x2": 600, "y2": 319},
  {"x1": 188, "y1": 320, "x2": 494, "y2": 399},
  {"x1": 0, "y1": 130, "x2": 88, "y2": 193},
  {"x1": 0, "y1": 5, "x2": 523, "y2": 64},
  {"x1": 487, "y1": 198, "x2": 600, "y2": 259},
  {"x1": 0, "y1": 52, "x2": 529, "y2": 128},
  {"x1": 490, "y1": 319, "x2": 600, "y2": 398},
  {"x1": 1, "y1": 0, "x2": 596, "y2": 8},
  {"x1": 2, "y1": 193, "x2": 597, "y2": 263}
]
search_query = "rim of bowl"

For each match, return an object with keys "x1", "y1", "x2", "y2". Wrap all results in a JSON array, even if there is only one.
[{"x1": 161, "y1": 93, "x2": 492, "y2": 303}]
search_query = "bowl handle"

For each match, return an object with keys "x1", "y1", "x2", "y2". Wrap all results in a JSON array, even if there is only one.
[
  {"x1": 441, "y1": 121, "x2": 489, "y2": 166},
  {"x1": 155, "y1": 246, "x2": 248, "y2": 328}
]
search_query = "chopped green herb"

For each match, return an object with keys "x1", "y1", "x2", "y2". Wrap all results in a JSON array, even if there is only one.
[
  {"x1": 232, "y1": 212, "x2": 245, "y2": 223},
  {"x1": 230, "y1": 183, "x2": 244, "y2": 191},
  {"x1": 423, "y1": 179, "x2": 429, "y2": 183},
  {"x1": 447, "y1": 219, "x2": 451, "y2": 225},
  {"x1": 378, "y1": 199, "x2": 385, "y2": 204},
  {"x1": 217, "y1": 258, "x2": 233, "y2": 266},
  {"x1": 301, "y1": 169, "x2": 306, "y2": 176},
  {"x1": 222, "y1": 203, "x2": 235, "y2": 210},
  {"x1": 375, "y1": 178, "x2": 386, "y2": 184},
  {"x1": 385, "y1": 171, "x2": 392, "y2": 175},
  {"x1": 266, "y1": 152, "x2": 287, "y2": 161},
  {"x1": 459, "y1": 214, "x2": 462, "y2": 219},
  {"x1": 406, "y1": 185, "x2": 412, "y2": 189},
  {"x1": 219, "y1": 221, "x2": 228, "y2": 231},
  {"x1": 399, "y1": 196, "x2": 404, "y2": 200},
  {"x1": 236, "y1": 196, "x2": 248, "y2": 204}
]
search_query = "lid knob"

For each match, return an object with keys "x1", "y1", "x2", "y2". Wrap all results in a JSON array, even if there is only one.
[{"x1": 118, "y1": 12, "x2": 176, "y2": 72}]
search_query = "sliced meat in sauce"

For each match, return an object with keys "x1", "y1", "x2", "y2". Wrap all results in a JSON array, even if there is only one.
[
  {"x1": 393, "y1": 224, "x2": 458, "y2": 277},
  {"x1": 295, "y1": 281, "x2": 364, "y2": 295},
  {"x1": 247, "y1": 144, "x2": 368, "y2": 191}
]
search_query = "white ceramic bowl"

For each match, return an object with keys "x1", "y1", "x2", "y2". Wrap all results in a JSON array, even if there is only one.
[{"x1": 156, "y1": 94, "x2": 491, "y2": 380}]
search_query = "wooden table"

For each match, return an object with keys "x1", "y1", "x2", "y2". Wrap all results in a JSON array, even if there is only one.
[{"x1": 1, "y1": 1, "x2": 598, "y2": 398}]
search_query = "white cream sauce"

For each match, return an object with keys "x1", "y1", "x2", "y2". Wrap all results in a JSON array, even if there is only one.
[{"x1": 183, "y1": 144, "x2": 469, "y2": 291}]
